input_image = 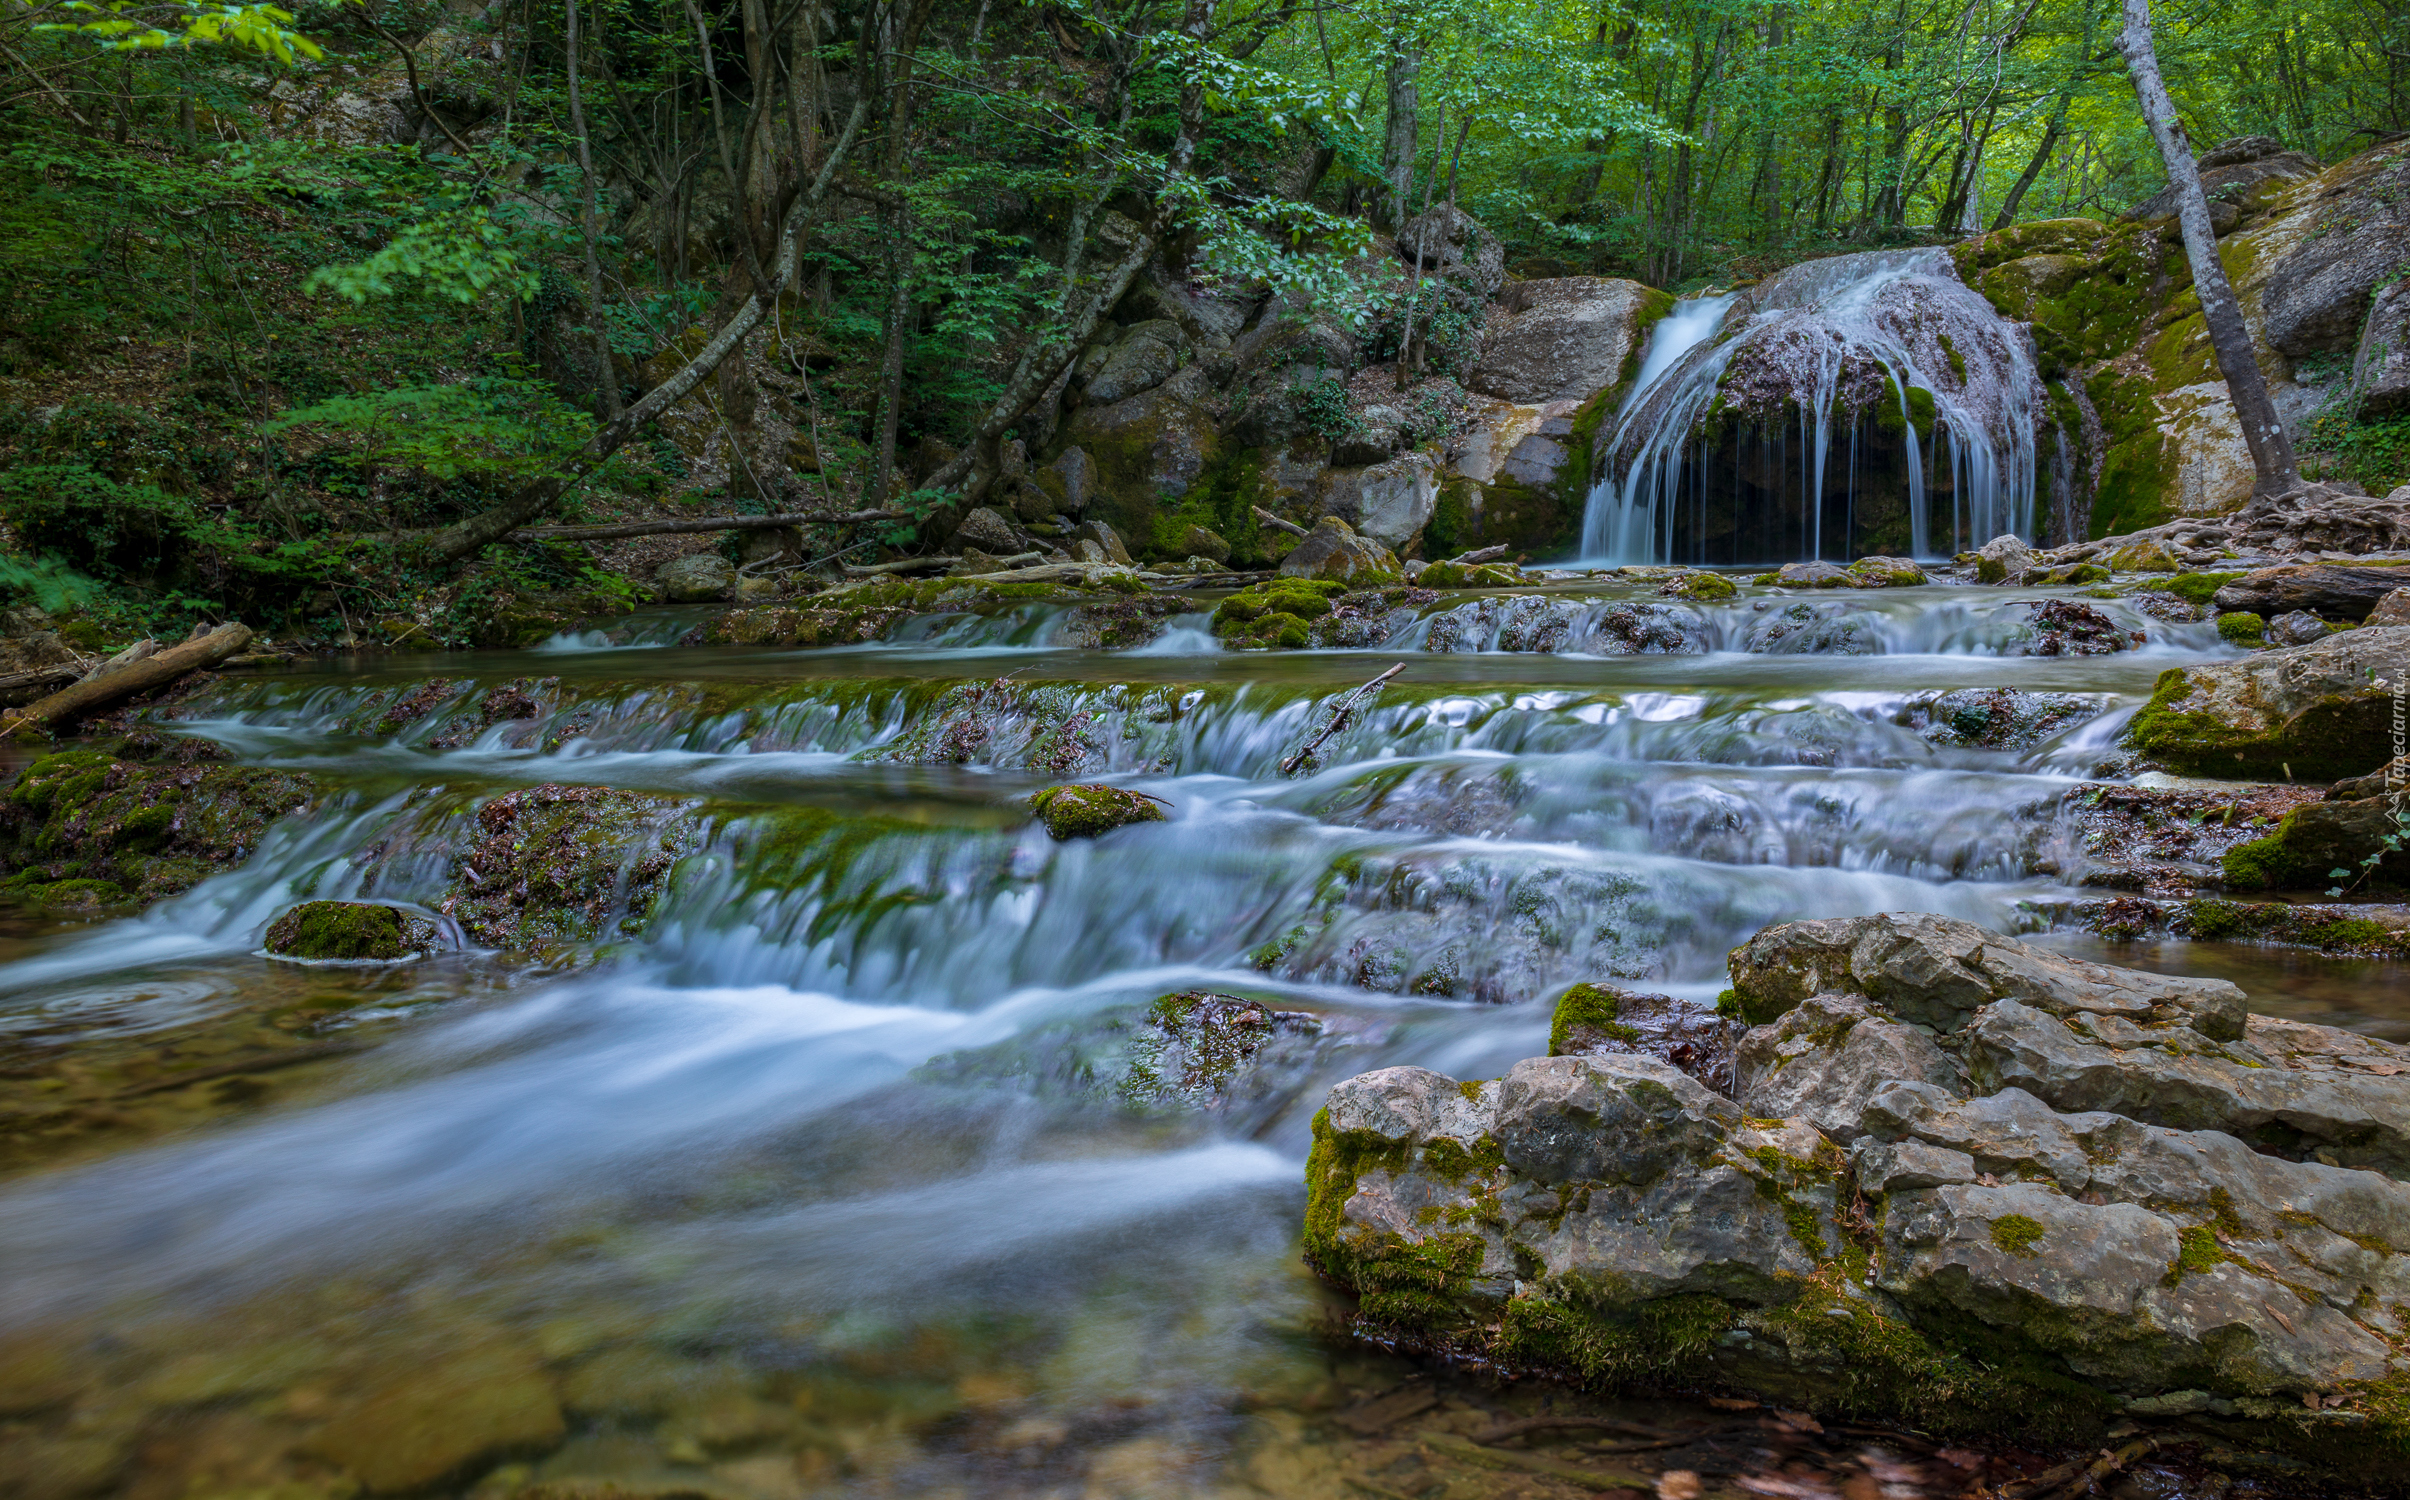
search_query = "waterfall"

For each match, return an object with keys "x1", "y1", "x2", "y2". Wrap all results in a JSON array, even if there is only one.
[{"x1": 1579, "y1": 249, "x2": 2045, "y2": 567}]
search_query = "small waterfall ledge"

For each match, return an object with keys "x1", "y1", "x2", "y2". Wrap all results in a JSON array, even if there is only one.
[{"x1": 1581, "y1": 248, "x2": 2053, "y2": 566}]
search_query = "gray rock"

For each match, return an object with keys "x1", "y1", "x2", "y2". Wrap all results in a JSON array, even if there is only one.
[
  {"x1": 1469, "y1": 277, "x2": 1660, "y2": 407},
  {"x1": 2371, "y1": 586, "x2": 2410, "y2": 627},
  {"x1": 2211, "y1": 564, "x2": 2410, "y2": 620},
  {"x1": 1396, "y1": 205, "x2": 1505, "y2": 301},
  {"x1": 2267, "y1": 609, "x2": 2330, "y2": 646},
  {"x1": 1333, "y1": 406, "x2": 1404, "y2": 466},
  {"x1": 2262, "y1": 159, "x2": 2410, "y2": 355},
  {"x1": 1066, "y1": 519, "x2": 1132, "y2": 568},
  {"x1": 1314, "y1": 1055, "x2": 1838, "y2": 1313},
  {"x1": 1276, "y1": 517, "x2": 1400, "y2": 584},
  {"x1": 2352, "y1": 279, "x2": 2410, "y2": 416},
  {"x1": 1734, "y1": 992, "x2": 1965, "y2": 1137},
  {"x1": 1043, "y1": 446, "x2": 1096, "y2": 514},
  {"x1": 2123, "y1": 144, "x2": 2319, "y2": 235},
  {"x1": 1962, "y1": 998, "x2": 2410, "y2": 1177},
  {"x1": 1849, "y1": 1137, "x2": 1977, "y2": 1193},
  {"x1": 951, "y1": 506, "x2": 1023, "y2": 556},
  {"x1": 1354, "y1": 452, "x2": 1440, "y2": 548},
  {"x1": 1080, "y1": 319, "x2": 1188, "y2": 405},
  {"x1": 1726, "y1": 911, "x2": 2248, "y2": 1037},
  {"x1": 654, "y1": 552, "x2": 734, "y2": 603},
  {"x1": 1773, "y1": 561, "x2": 1853, "y2": 589},
  {"x1": 1974, "y1": 533, "x2": 2031, "y2": 583},
  {"x1": 1060, "y1": 369, "x2": 1218, "y2": 503}
]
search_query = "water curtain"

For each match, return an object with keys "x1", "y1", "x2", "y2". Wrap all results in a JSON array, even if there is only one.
[{"x1": 1580, "y1": 249, "x2": 2044, "y2": 566}]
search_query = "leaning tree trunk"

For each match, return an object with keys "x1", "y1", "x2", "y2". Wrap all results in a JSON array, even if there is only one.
[
  {"x1": 2118, "y1": 0, "x2": 2300, "y2": 496},
  {"x1": 1378, "y1": 36, "x2": 1420, "y2": 231}
]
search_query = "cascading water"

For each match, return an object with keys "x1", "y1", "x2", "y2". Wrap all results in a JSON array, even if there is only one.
[
  {"x1": 1581, "y1": 248, "x2": 2048, "y2": 565},
  {"x1": 0, "y1": 574, "x2": 2354, "y2": 1499}
]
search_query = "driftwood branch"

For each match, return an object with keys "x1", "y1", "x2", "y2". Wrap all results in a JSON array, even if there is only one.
[
  {"x1": 511, "y1": 509, "x2": 908, "y2": 543},
  {"x1": 1280, "y1": 662, "x2": 1405, "y2": 776},
  {"x1": 1446, "y1": 544, "x2": 1509, "y2": 565},
  {"x1": 1, "y1": 622, "x2": 252, "y2": 734},
  {"x1": 1253, "y1": 505, "x2": 1310, "y2": 538}
]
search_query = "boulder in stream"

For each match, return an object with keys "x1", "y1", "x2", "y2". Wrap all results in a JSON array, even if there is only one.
[
  {"x1": 2125, "y1": 624, "x2": 2410, "y2": 780},
  {"x1": 654, "y1": 552, "x2": 734, "y2": 603},
  {"x1": 1275, "y1": 517, "x2": 1402, "y2": 586},
  {"x1": 1029, "y1": 783, "x2": 1166, "y2": 840},
  {"x1": 1306, "y1": 915, "x2": 2410, "y2": 1469}
]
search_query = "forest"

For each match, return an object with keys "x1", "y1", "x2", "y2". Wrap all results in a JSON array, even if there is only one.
[{"x1": 0, "y1": 0, "x2": 2390, "y2": 637}]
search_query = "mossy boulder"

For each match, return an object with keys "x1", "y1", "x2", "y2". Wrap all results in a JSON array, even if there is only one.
[
  {"x1": 2216, "y1": 611, "x2": 2267, "y2": 646},
  {"x1": 1848, "y1": 556, "x2": 1926, "y2": 587},
  {"x1": 1211, "y1": 577, "x2": 1347, "y2": 649},
  {"x1": 1659, "y1": 569, "x2": 1739, "y2": 599},
  {"x1": 2107, "y1": 539, "x2": 2181, "y2": 573},
  {"x1": 0, "y1": 735, "x2": 317, "y2": 911},
  {"x1": 1029, "y1": 783, "x2": 1167, "y2": 840},
  {"x1": 2127, "y1": 629, "x2": 2410, "y2": 781},
  {"x1": 1416, "y1": 560, "x2": 1521, "y2": 589},
  {"x1": 443, "y1": 785, "x2": 700, "y2": 951},
  {"x1": 264, "y1": 900, "x2": 436, "y2": 961},
  {"x1": 2221, "y1": 796, "x2": 2410, "y2": 891}
]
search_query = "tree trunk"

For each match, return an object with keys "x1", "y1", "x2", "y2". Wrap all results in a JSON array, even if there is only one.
[
  {"x1": 1378, "y1": 34, "x2": 1420, "y2": 230},
  {"x1": 2117, "y1": 0, "x2": 2300, "y2": 496},
  {"x1": 564, "y1": 0, "x2": 622, "y2": 422}
]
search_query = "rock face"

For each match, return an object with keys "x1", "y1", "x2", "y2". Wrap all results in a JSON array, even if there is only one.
[
  {"x1": 2352, "y1": 279, "x2": 2410, "y2": 415},
  {"x1": 1469, "y1": 278, "x2": 1660, "y2": 406},
  {"x1": 2125, "y1": 624, "x2": 2410, "y2": 780},
  {"x1": 1307, "y1": 914, "x2": 2410, "y2": 1463},
  {"x1": 2213, "y1": 564, "x2": 2410, "y2": 621}
]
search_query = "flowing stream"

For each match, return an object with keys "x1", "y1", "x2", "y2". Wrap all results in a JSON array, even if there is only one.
[{"x1": 0, "y1": 576, "x2": 2399, "y2": 1498}]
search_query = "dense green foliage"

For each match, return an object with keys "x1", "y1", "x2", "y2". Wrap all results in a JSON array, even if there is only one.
[{"x1": 0, "y1": 0, "x2": 2391, "y2": 633}]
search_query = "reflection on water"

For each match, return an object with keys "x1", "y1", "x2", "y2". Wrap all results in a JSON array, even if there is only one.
[
  {"x1": 2035, "y1": 930, "x2": 2410, "y2": 1041},
  {"x1": 0, "y1": 579, "x2": 2358, "y2": 1497}
]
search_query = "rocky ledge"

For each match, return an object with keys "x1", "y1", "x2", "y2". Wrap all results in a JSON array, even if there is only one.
[{"x1": 1305, "y1": 912, "x2": 2410, "y2": 1478}]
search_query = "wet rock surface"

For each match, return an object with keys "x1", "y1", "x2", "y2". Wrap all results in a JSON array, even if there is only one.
[
  {"x1": 1028, "y1": 783, "x2": 1167, "y2": 840},
  {"x1": 2212, "y1": 563, "x2": 2410, "y2": 620},
  {"x1": 1547, "y1": 981, "x2": 1737, "y2": 1094},
  {"x1": 1308, "y1": 916, "x2": 2410, "y2": 1470},
  {"x1": 263, "y1": 900, "x2": 439, "y2": 961}
]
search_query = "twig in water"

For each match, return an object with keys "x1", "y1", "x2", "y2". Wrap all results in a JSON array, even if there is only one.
[{"x1": 1280, "y1": 662, "x2": 1404, "y2": 776}]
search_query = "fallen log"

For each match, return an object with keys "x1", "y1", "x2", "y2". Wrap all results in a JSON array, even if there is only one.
[
  {"x1": 510, "y1": 509, "x2": 910, "y2": 544},
  {"x1": 2211, "y1": 564, "x2": 2410, "y2": 620},
  {"x1": 0, "y1": 665, "x2": 83, "y2": 695},
  {"x1": 1446, "y1": 544, "x2": 1510, "y2": 566},
  {"x1": 2, "y1": 621, "x2": 252, "y2": 733},
  {"x1": 842, "y1": 555, "x2": 959, "y2": 577}
]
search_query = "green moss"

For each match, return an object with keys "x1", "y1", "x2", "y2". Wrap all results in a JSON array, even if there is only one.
[
  {"x1": 1548, "y1": 981, "x2": 1640, "y2": 1054},
  {"x1": 1027, "y1": 783, "x2": 1167, "y2": 840},
  {"x1": 2222, "y1": 812, "x2": 2324, "y2": 890},
  {"x1": 2165, "y1": 571, "x2": 2243, "y2": 605},
  {"x1": 2217, "y1": 611, "x2": 2267, "y2": 646},
  {"x1": 1938, "y1": 332, "x2": 1968, "y2": 383},
  {"x1": 2086, "y1": 367, "x2": 2178, "y2": 538},
  {"x1": 2174, "y1": 1223, "x2": 2223, "y2": 1280},
  {"x1": 1991, "y1": 1213, "x2": 2047, "y2": 1257},
  {"x1": 264, "y1": 900, "x2": 417, "y2": 961},
  {"x1": 1420, "y1": 1133, "x2": 1507, "y2": 1186},
  {"x1": 1211, "y1": 578, "x2": 1348, "y2": 649}
]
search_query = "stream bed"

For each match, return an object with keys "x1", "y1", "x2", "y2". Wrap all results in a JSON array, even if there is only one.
[{"x1": 0, "y1": 576, "x2": 2382, "y2": 1499}]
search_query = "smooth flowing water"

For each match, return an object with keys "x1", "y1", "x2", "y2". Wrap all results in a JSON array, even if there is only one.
[{"x1": 0, "y1": 577, "x2": 2383, "y2": 1499}]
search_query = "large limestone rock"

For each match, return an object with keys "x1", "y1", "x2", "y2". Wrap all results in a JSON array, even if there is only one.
[
  {"x1": 1469, "y1": 277, "x2": 1663, "y2": 406},
  {"x1": 1308, "y1": 915, "x2": 2410, "y2": 1458},
  {"x1": 1734, "y1": 991, "x2": 1964, "y2": 1136},
  {"x1": 2260, "y1": 150, "x2": 2410, "y2": 356},
  {"x1": 2353, "y1": 278, "x2": 2410, "y2": 415},
  {"x1": 1725, "y1": 910, "x2": 2247, "y2": 1035},
  {"x1": 1395, "y1": 205, "x2": 1505, "y2": 303},
  {"x1": 2125, "y1": 624, "x2": 2410, "y2": 781},
  {"x1": 1318, "y1": 452, "x2": 1439, "y2": 549},
  {"x1": 1058, "y1": 369, "x2": 1220, "y2": 529},
  {"x1": 1275, "y1": 517, "x2": 1401, "y2": 584},
  {"x1": 2123, "y1": 136, "x2": 2321, "y2": 237}
]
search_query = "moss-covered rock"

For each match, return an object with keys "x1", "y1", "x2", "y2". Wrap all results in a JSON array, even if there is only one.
[
  {"x1": 2216, "y1": 610, "x2": 2267, "y2": 646},
  {"x1": 2125, "y1": 627, "x2": 2408, "y2": 781},
  {"x1": 442, "y1": 785, "x2": 699, "y2": 951},
  {"x1": 1415, "y1": 560, "x2": 1523, "y2": 590},
  {"x1": 1211, "y1": 577, "x2": 1347, "y2": 649},
  {"x1": 0, "y1": 734, "x2": 317, "y2": 910},
  {"x1": 264, "y1": 900, "x2": 436, "y2": 961},
  {"x1": 2220, "y1": 796, "x2": 2410, "y2": 891},
  {"x1": 1028, "y1": 783, "x2": 1167, "y2": 840},
  {"x1": 1848, "y1": 556, "x2": 1926, "y2": 587}
]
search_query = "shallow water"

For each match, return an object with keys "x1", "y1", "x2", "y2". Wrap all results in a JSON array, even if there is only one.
[{"x1": 0, "y1": 577, "x2": 2367, "y2": 1498}]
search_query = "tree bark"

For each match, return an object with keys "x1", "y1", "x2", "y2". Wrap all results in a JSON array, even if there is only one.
[
  {"x1": 564, "y1": 0, "x2": 622, "y2": 421},
  {"x1": 2117, "y1": 0, "x2": 2300, "y2": 495},
  {"x1": 864, "y1": 0, "x2": 938, "y2": 506},
  {"x1": 3, "y1": 623, "x2": 252, "y2": 733},
  {"x1": 416, "y1": 93, "x2": 875, "y2": 566},
  {"x1": 1378, "y1": 33, "x2": 1420, "y2": 230}
]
